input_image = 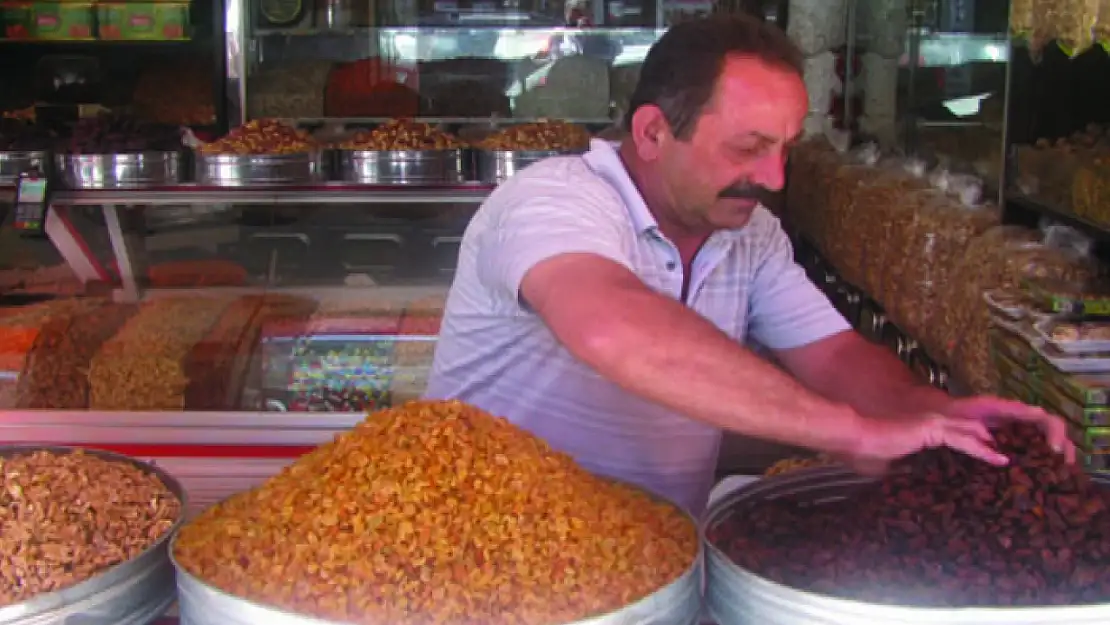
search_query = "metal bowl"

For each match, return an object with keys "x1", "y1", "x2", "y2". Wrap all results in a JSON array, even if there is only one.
[
  {"x1": 704, "y1": 466, "x2": 1110, "y2": 625},
  {"x1": 55, "y1": 152, "x2": 184, "y2": 189},
  {"x1": 337, "y1": 149, "x2": 469, "y2": 185},
  {"x1": 476, "y1": 149, "x2": 577, "y2": 184},
  {"x1": 0, "y1": 445, "x2": 187, "y2": 625},
  {"x1": 0, "y1": 151, "x2": 50, "y2": 186},
  {"x1": 171, "y1": 480, "x2": 702, "y2": 625},
  {"x1": 195, "y1": 152, "x2": 328, "y2": 187}
]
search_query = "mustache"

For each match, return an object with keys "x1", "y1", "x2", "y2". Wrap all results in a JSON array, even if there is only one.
[{"x1": 718, "y1": 183, "x2": 767, "y2": 200}]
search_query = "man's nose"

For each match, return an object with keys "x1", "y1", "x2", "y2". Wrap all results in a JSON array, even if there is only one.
[{"x1": 747, "y1": 149, "x2": 787, "y2": 192}]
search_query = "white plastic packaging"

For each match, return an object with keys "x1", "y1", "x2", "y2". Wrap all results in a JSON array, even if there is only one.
[
  {"x1": 786, "y1": 0, "x2": 847, "y2": 56},
  {"x1": 859, "y1": 0, "x2": 908, "y2": 58},
  {"x1": 861, "y1": 53, "x2": 898, "y2": 120},
  {"x1": 803, "y1": 52, "x2": 840, "y2": 116}
]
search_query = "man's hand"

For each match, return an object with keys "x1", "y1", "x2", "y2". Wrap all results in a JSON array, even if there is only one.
[{"x1": 841, "y1": 395, "x2": 1075, "y2": 476}]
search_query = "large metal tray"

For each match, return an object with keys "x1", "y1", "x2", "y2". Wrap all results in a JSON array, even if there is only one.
[
  {"x1": 0, "y1": 445, "x2": 187, "y2": 625},
  {"x1": 171, "y1": 480, "x2": 703, "y2": 625},
  {"x1": 55, "y1": 152, "x2": 184, "y2": 189},
  {"x1": 195, "y1": 152, "x2": 328, "y2": 187},
  {"x1": 704, "y1": 466, "x2": 1110, "y2": 625},
  {"x1": 0, "y1": 151, "x2": 49, "y2": 186},
  {"x1": 337, "y1": 149, "x2": 469, "y2": 185},
  {"x1": 476, "y1": 149, "x2": 574, "y2": 184}
]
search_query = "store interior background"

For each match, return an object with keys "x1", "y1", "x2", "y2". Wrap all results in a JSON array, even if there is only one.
[{"x1": 3, "y1": 0, "x2": 1110, "y2": 477}]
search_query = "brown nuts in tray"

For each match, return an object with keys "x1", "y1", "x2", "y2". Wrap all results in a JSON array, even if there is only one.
[
  {"x1": 710, "y1": 423, "x2": 1110, "y2": 607},
  {"x1": 338, "y1": 119, "x2": 465, "y2": 151},
  {"x1": 199, "y1": 119, "x2": 318, "y2": 156},
  {"x1": 0, "y1": 449, "x2": 181, "y2": 607},
  {"x1": 174, "y1": 400, "x2": 697, "y2": 625},
  {"x1": 477, "y1": 120, "x2": 592, "y2": 151},
  {"x1": 1049, "y1": 321, "x2": 1110, "y2": 343}
]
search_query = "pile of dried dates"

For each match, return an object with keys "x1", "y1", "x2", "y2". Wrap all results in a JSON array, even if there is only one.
[
  {"x1": 61, "y1": 114, "x2": 181, "y2": 154},
  {"x1": 0, "y1": 119, "x2": 54, "y2": 151},
  {"x1": 710, "y1": 423, "x2": 1110, "y2": 606}
]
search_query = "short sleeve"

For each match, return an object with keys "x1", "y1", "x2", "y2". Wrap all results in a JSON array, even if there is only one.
[
  {"x1": 747, "y1": 219, "x2": 850, "y2": 350},
  {"x1": 475, "y1": 171, "x2": 635, "y2": 301}
]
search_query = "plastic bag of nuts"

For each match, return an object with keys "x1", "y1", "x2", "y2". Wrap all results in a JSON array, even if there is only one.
[
  {"x1": 857, "y1": 164, "x2": 930, "y2": 298},
  {"x1": 916, "y1": 188, "x2": 1001, "y2": 365},
  {"x1": 1054, "y1": 0, "x2": 1100, "y2": 56},
  {"x1": 949, "y1": 228, "x2": 1096, "y2": 392},
  {"x1": 1098, "y1": 0, "x2": 1110, "y2": 47},
  {"x1": 785, "y1": 139, "x2": 841, "y2": 243}
]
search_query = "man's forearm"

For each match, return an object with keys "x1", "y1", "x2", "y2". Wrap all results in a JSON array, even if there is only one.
[
  {"x1": 531, "y1": 275, "x2": 868, "y2": 455},
  {"x1": 797, "y1": 333, "x2": 951, "y2": 418}
]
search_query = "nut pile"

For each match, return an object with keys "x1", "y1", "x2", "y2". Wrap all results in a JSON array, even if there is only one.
[
  {"x1": 477, "y1": 121, "x2": 591, "y2": 151},
  {"x1": 199, "y1": 119, "x2": 317, "y2": 155},
  {"x1": 0, "y1": 449, "x2": 181, "y2": 606},
  {"x1": 338, "y1": 119, "x2": 464, "y2": 151},
  {"x1": 16, "y1": 301, "x2": 135, "y2": 409},
  {"x1": 710, "y1": 423, "x2": 1110, "y2": 606},
  {"x1": 88, "y1": 297, "x2": 232, "y2": 410},
  {"x1": 174, "y1": 400, "x2": 697, "y2": 625}
]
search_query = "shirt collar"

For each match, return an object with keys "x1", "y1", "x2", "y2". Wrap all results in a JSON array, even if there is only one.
[
  {"x1": 581, "y1": 138, "x2": 757, "y2": 243},
  {"x1": 581, "y1": 138, "x2": 660, "y2": 236}
]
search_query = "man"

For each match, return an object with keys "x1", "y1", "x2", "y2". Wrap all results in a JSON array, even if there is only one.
[{"x1": 426, "y1": 15, "x2": 1071, "y2": 515}]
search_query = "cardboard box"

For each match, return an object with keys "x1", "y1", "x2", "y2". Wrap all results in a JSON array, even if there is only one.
[
  {"x1": 1, "y1": 2, "x2": 33, "y2": 38},
  {"x1": 31, "y1": 1, "x2": 94, "y2": 39},
  {"x1": 97, "y1": 2, "x2": 189, "y2": 40}
]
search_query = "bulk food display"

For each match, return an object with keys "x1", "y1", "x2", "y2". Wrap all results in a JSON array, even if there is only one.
[
  {"x1": 172, "y1": 400, "x2": 701, "y2": 625},
  {"x1": 0, "y1": 447, "x2": 185, "y2": 623},
  {"x1": 706, "y1": 424, "x2": 1110, "y2": 624},
  {"x1": 785, "y1": 137, "x2": 1097, "y2": 392}
]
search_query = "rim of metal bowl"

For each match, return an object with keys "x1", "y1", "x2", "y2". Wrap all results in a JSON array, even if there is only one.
[
  {"x1": 170, "y1": 476, "x2": 703, "y2": 625},
  {"x1": 194, "y1": 150, "x2": 327, "y2": 162},
  {"x1": 0, "y1": 445, "x2": 188, "y2": 620},
  {"x1": 0, "y1": 150, "x2": 49, "y2": 159},
  {"x1": 336, "y1": 148, "x2": 466, "y2": 157},
  {"x1": 477, "y1": 148, "x2": 584, "y2": 157},
  {"x1": 702, "y1": 465, "x2": 1110, "y2": 619}
]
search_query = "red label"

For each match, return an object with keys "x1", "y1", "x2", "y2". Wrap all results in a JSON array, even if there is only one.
[
  {"x1": 36, "y1": 14, "x2": 56, "y2": 26},
  {"x1": 129, "y1": 14, "x2": 152, "y2": 27}
]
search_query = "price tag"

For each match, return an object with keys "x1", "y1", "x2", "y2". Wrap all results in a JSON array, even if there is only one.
[{"x1": 13, "y1": 172, "x2": 49, "y2": 233}]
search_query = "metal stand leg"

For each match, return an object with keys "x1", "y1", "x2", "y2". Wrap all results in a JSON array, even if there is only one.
[
  {"x1": 43, "y1": 205, "x2": 112, "y2": 285},
  {"x1": 103, "y1": 204, "x2": 145, "y2": 302}
]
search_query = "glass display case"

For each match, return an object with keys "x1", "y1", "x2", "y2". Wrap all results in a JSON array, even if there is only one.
[
  {"x1": 228, "y1": 0, "x2": 785, "y2": 123},
  {"x1": 834, "y1": 0, "x2": 1009, "y2": 192}
]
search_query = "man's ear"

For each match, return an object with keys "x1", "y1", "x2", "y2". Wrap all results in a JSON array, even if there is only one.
[{"x1": 629, "y1": 104, "x2": 673, "y2": 162}]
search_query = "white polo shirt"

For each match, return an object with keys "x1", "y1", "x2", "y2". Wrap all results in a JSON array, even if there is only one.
[{"x1": 426, "y1": 139, "x2": 849, "y2": 516}]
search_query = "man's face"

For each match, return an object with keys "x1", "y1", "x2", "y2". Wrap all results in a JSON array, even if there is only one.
[{"x1": 635, "y1": 56, "x2": 807, "y2": 232}]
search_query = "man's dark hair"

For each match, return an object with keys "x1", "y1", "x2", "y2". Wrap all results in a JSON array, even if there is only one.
[{"x1": 624, "y1": 14, "x2": 804, "y2": 139}]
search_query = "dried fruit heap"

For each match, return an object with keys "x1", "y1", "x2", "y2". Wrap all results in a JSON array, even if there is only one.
[
  {"x1": 711, "y1": 423, "x2": 1110, "y2": 607},
  {"x1": 0, "y1": 450, "x2": 181, "y2": 606},
  {"x1": 175, "y1": 400, "x2": 697, "y2": 625}
]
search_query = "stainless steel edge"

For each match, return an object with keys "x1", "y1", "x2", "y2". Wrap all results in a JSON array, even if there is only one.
[
  {"x1": 336, "y1": 149, "x2": 469, "y2": 185},
  {"x1": 0, "y1": 446, "x2": 187, "y2": 624},
  {"x1": 704, "y1": 467, "x2": 1110, "y2": 625},
  {"x1": 0, "y1": 151, "x2": 50, "y2": 185},
  {"x1": 476, "y1": 149, "x2": 567, "y2": 184},
  {"x1": 194, "y1": 152, "x2": 329, "y2": 186},
  {"x1": 47, "y1": 184, "x2": 493, "y2": 206},
  {"x1": 55, "y1": 153, "x2": 185, "y2": 189},
  {"x1": 171, "y1": 483, "x2": 703, "y2": 625}
]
